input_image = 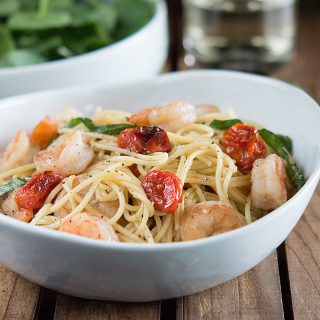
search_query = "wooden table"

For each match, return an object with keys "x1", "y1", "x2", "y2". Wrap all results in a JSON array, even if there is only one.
[{"x1": 1, "y1": 2, "x2": 319, "y2": 320}]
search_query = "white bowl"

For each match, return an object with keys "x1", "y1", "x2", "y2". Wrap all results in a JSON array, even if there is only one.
[
  {"x1": 0, "y1": 2, "x2": 168, "y2": 99},
  {"x1": 0, "y1": 71, "x2": 319, "y2": 302}
]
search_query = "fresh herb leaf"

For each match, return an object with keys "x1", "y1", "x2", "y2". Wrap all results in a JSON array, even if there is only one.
[
  {"x1": 67, "y1": 117, "x2": 136, "y2": 135},
  {"x1": 258, "y1": 129, "x2": 289, "y2": 161},
  {"x1": 277, "y1": 134, "x2": 293, "y2": 153},
  {"x1": 67, "y1": 117, "x2": 95, "y2": 130},
  {"x1": 286, "y1": 163, "x2": 306, "y2": 191},
  {"x1": 93, "y1": 124, "x2": 136, "y2": 135},
  {"x1": 210, "y1": 119, "x2": 243, "y2": 130},
  {"x1": 258, "y1": 128, "x2": 305, "y2": 190},
  {"x1": 0, "y1": 177, "x2": 29, "y2": 197}
]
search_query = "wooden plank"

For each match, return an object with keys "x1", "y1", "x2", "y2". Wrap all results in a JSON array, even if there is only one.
[
  {"x1": 54, "y1": 294, "x2": 160, "y2": 320},
  {"x1": 0, "y1": 264, "x2": 40, "y2": 320},
  {"x1": 177, "y1": 253, "x2": 284, "y2": 320},
  {"x1": 285, "y1": 186, "x2": 320, "y2": 319}
]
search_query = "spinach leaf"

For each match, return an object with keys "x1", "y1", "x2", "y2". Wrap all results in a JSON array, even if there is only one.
[
  {"x1": 0, "y1": 49, "x2": 45, "y2": 67},
  {"x1": 0, "y1": 0, "x2": 19, "y2": 17},
  {"x1": 210, "y1": 119, "x2": 243, "y2": 130},
  {"x1": 0, "y1": 177, "x2": 29, "y2": 197},
  {"x1": 0, "y1": 0, "x2": 156, "y2": 68},
  {"x1": 9, "y1": 11, "x2": 72, "y2": 31},
  {"x1": 258, "y1": 128, "x2": 305, "y2": 190},
  {"x1": 0, "y1": 26, "x2": 15, "y2": 59},
  {"x1": 67, "y1": 117, "x2": 136, "y2": 135}
]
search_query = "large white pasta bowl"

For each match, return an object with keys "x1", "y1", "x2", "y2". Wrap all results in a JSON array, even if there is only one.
[{"x1": 0, "y1": 71, "x2": 319, "y2": 301}]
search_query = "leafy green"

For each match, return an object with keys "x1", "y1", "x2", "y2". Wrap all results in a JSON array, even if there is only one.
[
  {"x1": 0, "y1": 49, "x2": 45, "y2": 67},
  {"x1": 210, "y1": 119, "x2": 243, "y2": 130},
  {"x1": 0, "y1": 0, "x2": 19, "y2": 17},
  {"x1": 67, "y1": 117, "x2": 136, "y2": 135},
  {"x1": 0, "y1": 0, "x2": 156, "y2": 68},
  {"x1": 0, "y1": 26, "x2": 15, "y2": 58},
  {"x1": 286, "y1": 163, "x2": 306, "y2": 191},
  {"x1": 0, "y1": 177, "x2": 29, "y2": 197},
  {"x1": 277, "y1": 134, "x2": 293, "y2": 153},
  {"x1": 258, "y1": 128, "x2": 306, "y2": 190},
  {"x1": 9, "y1": 11, "x2": 72, "y2": 30}
]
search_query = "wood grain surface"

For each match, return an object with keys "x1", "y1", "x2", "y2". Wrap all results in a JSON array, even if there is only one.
[
  {"x1": 0, "y1": 2, "x2": 319, "y2": 320},
  {"x1": 177, "y1": 253, "x2": 284, "y2": 320},
  {"x1": 54, "y1": 295, "x2": 159, "y2": 320},
  {"x1": 0, "y1": 265, "x2": 39, "y2": 320}
]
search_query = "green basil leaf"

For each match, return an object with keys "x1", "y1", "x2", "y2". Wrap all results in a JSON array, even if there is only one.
[
  {"x1": 286, "y1": 163, "x2": 306, "y2": 191},
  {"x1": 258, "y1": 128, "x2": 305, "y2": 190},
  {"x1": 67, "y1": 117, "x2": 136, "y2": 135},
  {"x1": 92, "y1": 124, "x2": 136, "y2": 135},
  {"x1": 210, "y1": 119, "x2": 243, "y2": 130},
  {"x1": 0, "y1": 177, "x2": 29, "y2": 197},
  {"x1": 67, "y1": 117, "x2": 95, "y2": 130},
  {"x1": 258, "y1": 129, "x2": 289, "y2": 161},
  {"x1": 277, "y1": 134, "x2": 293, "y2": 153}
]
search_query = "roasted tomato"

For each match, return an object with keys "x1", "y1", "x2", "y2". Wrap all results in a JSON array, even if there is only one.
[
  {"x1": 30, "y1": 116, "x2": 58, "y2": 149},
  {"x1": 118, "y1": 126, "x2": 171, "y2": 154},
  {"x1": 142, "y1": 170, "x2": 183, "y2": 213},
  {"x1": 15, "y1": 171, "x2": 63, "y2": 211},
  {"x1": 221, "y1": 123, "x2": 267, "y2": 171},
  {"x1": 128, "y1": 164, "x2": 140, "y2": 177}
]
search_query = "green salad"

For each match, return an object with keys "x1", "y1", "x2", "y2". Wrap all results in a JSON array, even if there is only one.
[{"x1": 0, "y1": 0, "x2": 156, "y2": 68}]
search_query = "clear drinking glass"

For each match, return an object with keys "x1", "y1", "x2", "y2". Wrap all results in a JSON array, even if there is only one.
[{"x1": 182, "y1": 0, "x2": 297, "y2": 73}]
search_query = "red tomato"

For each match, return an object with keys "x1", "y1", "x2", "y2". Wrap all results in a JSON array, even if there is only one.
[
  {"x1": 221, "y1": 123, "x2": 267, "y2": 171},
  {"x1": 128, "y1": 164, "x2": 140, "y2": 177},
  {"x1": 30, "y1": 116, "x2": 57, "y2": 149},
  {"x1": 141, "y1": 170, "x2": 183, "y2": 213},
  {"x1": 118, "y1": 126, "x2": 171, "y2": 154},
  {"x1": 15, "y1": 171, "x2": 63, "y2": 211}
]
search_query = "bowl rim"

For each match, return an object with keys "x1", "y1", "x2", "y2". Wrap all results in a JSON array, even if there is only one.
[
  {"x1": 0, "y1": 69, "x2": 319, "y2": 251},
  {"x1": 0, "y1": 1, "x2": 165, "y2": 74}
]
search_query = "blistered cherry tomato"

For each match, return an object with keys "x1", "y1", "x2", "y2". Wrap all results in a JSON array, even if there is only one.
[
  {"x1": 118, "y1": 126, "x2": 171, "y2": 154},
  {"x1": 142, "y1": 170, "x2": 183, "y2": 213},
  {"x1": 15, "y1": 171, "x2": 63, "y2": 211},
  {"x1": 128, "y1": 164, "x2": 140, "y2": 177},
  {"x1": 30, "y1": 116, "x2": 57, "y2": 149},
  {"x1": 221, "y1": 123, "x2": 267, "y2": 171}
]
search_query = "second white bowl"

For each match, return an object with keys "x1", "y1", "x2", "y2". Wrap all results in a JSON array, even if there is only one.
[{"x1": 0, "y1": 2, "x2": 168, "y2": 99}]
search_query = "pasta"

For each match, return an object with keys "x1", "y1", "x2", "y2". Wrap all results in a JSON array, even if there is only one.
[{"x1": 0, "y1": 102, "x2": 304, "y2": 243}]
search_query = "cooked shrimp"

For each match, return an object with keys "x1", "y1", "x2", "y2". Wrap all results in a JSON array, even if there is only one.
[
  {"x1": 251, "y1": 154, "x2": 287, "y2": 210},
  {"x1": 0, "y1": 130, "x2": 35, "y2": 172},
  {"x1": 54, "y1": 188, "x2": 119, "y2": 219},
  {"x1": 59, "y1": 212, "x2": 119, "y2": 241},
  {"x1": 0, "y1": 189, "x2": 33, "y2": 222},
  {"x1": 129, "y1": 101, "x2": 197, "y2": 132},
  {"x1": 55, "y1": 106, "x2": 82, "y2": 127},
  {"x1": 196, "y1": 104, "x2": 220, "y2": 116},
  {"x1": 180, "y1": 201, "x2": 244, "y2": 241},
  {"x1": 34, "y1": 131, "x2": 94, "y2": 177}
]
